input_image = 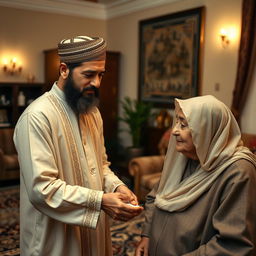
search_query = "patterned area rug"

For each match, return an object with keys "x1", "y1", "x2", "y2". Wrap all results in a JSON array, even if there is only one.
[{"x1": 0, "y1": 187, "x2": 144, "y2": 256}]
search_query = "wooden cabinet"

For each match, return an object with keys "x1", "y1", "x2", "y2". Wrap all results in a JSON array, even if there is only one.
[
  {"x1": 0, "y1": 82, "x2": 44, "y2": 127},
  {"x1": 44, "y1": 49, "x2": 60, "y2": 92},
  {"x1": 43, "y1": 49, "x2": 120, "y2": 156},
  {"x1": 99, "y1": 51, "x2": 120, "y2": 143}
]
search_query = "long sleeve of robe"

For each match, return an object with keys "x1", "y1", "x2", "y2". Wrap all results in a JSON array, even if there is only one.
[{"x1": 14, "y1": 83, "x2": 123, "y2": 256}]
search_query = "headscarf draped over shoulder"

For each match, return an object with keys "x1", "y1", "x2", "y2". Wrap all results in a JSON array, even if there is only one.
[{"x1": 155, "y1": 95, "x2": 256, "y2": 212}]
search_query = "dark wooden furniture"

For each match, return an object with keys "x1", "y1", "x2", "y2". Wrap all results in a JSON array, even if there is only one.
[
  {"x1": 0, "y1": 82, "x2": 44, "y2": 127},
  {"x1": 99, "y1": 51, "x2": 120, "y2": 142},
  {"x1": 0, "y1": 128, "x2": 19, "y2": 181},
  {"x1": 144, "y1": 126, "x2": 168, "y2": 155},
  {"x1": 44, "y1": 49, "x2": 60, "y2": 92},
  {"x1": 43, "y1": 49, "x2": 121, "y2": 159}
]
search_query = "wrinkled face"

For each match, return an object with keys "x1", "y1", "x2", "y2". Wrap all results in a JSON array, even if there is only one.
[
  {"x1": 64, "y1": 60, "x2": 106, "y2": 113},
  {"x1": 172, "y1": 107, "x2": 198, "y2": 160}
]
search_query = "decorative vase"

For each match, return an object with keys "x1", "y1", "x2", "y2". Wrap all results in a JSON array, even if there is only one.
[{"x1": 18, "y1": 91, "x2": 25, "y2": 106}]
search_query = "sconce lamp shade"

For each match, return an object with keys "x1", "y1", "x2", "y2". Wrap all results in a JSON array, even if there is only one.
[
  {"x1": 219, "y1": 27, "x2": 238, "y2": 49},
  {"x1": 3, "y1": 58, "x2": 22, "y2": 75},
  {"x1": 220, "y1": 28, "x2": 230, "y2": 48}
]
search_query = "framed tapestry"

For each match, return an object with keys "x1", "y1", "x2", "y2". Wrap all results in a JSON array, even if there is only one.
[{"x1": 138, "y1": 7, "x2": 205, "y2": 107}]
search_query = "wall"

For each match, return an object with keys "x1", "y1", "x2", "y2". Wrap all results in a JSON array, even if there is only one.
[
  {"x1": 106, "y1": 0, "x2": 247, "y2": 145},
  {"x1": 107, "y1": 0, "x2": 242, "y2": 107},
  {"x1": 0, "y1": 6, "x2": 106, "y2": 83},
  {"x1": 1, "y1": 0, "x2": 255, "y2": 145}
]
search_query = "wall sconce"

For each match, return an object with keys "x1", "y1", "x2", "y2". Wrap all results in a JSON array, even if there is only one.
[
  {"x1": 220, "y1": 28, "x2": 230, "y2": 48},
  {"x1": 3, "y1": 58, "x2": 22, "y2": 75},
  {"x1": 219, "y1": 27, "x2": 238, "y2": 49}
]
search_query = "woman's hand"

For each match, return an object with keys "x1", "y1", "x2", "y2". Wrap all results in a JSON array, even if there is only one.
[{"x1": 135, "y1": 236, "x2": 149, "y2": 256}]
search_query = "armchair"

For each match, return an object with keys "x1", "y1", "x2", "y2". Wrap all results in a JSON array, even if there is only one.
[
  {"x1": 0, "y1": 128, "x2": 19, "y2": 181},
  {"x1": 128, "y1": 128, "x2": 171, "y2": 202},
  {"x1": 129, "y1": 155, "x2": 165, "y2": 202}
]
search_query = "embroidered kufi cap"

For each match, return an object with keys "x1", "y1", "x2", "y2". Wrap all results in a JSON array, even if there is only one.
[{"x1": 58, "y1": 35, "x2": 106, "y2": 64}]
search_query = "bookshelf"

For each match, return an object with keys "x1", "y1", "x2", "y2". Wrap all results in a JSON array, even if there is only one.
[{"x1": 0, "y1": 82, "x2": 44, "y2": 127}]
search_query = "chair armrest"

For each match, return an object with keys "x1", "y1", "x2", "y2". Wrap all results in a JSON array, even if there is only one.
[
  {"x1": 129, "y1": 155, "x2": 164, "y2": 201},
  {"x1": 128, "y1": 155, "x2": 165, "y2": 177}
]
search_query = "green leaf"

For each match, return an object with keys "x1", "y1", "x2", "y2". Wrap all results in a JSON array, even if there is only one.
[{"x1": 118, "y1": 97, "x2": 153, "y2": 147}]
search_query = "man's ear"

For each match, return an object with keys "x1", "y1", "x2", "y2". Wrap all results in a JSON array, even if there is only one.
[{"x1": 59, "y1": 63, "x2": 69, "y2": 79}]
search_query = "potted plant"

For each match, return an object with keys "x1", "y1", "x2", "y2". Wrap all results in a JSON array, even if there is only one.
[{"x1": 119, "y1": 96, "x2": 153, "y2": 159}]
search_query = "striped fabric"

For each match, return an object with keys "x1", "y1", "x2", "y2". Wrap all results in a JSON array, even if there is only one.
[{"x1": 58, "y1": 35, "x2": 106, "y2": 63}]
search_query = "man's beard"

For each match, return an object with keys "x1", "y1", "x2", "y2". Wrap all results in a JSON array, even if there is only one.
[{"x1": 63, "y1": 73, "x2": 99, "y2": 114}]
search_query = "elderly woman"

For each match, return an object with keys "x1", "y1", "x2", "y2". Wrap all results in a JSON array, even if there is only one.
[{"x1": 135, "y1": 95, "x2": 256, "y2": 256}]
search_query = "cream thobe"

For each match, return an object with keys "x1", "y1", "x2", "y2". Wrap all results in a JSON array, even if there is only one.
[{"x1": 14, "y1": 83, "x2": 123, "y2": 256}]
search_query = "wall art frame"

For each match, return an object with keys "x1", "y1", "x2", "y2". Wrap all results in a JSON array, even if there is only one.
[{"x1": 138, "y1": 7, "x2": 205, "y2": 107}]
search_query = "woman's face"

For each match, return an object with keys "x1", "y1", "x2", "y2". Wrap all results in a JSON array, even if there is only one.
[{"x1": 172, "y1": 107, "x2": 198, "y2": 160}]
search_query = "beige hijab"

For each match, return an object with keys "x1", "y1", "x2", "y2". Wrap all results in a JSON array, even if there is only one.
[{"x1": 155, "y1": 95, "x2": 256, "y2": 212}]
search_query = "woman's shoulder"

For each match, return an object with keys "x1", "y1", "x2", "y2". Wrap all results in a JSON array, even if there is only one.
[
  {"x1": 223, "y1": 158, "x2": 256, "y2": 182},
  {"x1": 217, "y1": 159, "x2": 256, "y2": 202}
]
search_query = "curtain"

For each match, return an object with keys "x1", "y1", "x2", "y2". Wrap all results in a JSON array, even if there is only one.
[{"x1": 231, "y1": 0, "x2": 256, "y2": 124}]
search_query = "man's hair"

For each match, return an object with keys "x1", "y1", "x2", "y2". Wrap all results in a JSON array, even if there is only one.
[
  {"x1": 66, "y1": 62, "x2": 82, "y2": 71},
  {"x1": 58, "y1": 62, "x2": 81, "y2": 76}
]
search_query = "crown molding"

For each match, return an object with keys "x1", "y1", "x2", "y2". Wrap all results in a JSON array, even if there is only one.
[
  {"x1": 0, "y1": 0, "x2": 181, "y2": 20},
  {"x1": 0, "y1": 0, "x2": 106, "y2": 19},
  {"x1": 105, "y1": 0, "x2": 181, "y2": 19}
]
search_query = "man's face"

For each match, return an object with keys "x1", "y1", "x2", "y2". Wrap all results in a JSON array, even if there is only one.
[
  {"x1": 172, "y1": 107, "x2": 198, "y2": 160},
  {"x1": 64, "y1": 60, "x2": 106, "y2": 113}
]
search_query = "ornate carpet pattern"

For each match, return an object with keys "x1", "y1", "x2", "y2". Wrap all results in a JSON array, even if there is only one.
[{"x1": 0, "y1": 187, "x2": 144, "y2": 256}]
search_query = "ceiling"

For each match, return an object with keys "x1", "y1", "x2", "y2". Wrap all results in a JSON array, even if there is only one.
[
  {"x1": 98, "y1": 0, "x2": 120, "y2": 2},
  {"x1": 0, "y1": 0, "x2": 179, "y2": 19},
  {"x1": 79, "y1": 0, "x2": 130, "y2": 4}
]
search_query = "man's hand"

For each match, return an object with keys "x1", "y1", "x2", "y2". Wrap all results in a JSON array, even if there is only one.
[
  {"x1": 115, "y1": 184, "x2": 139, "y2": 205},
  {"x1": 102, "y1": 192, "x2": 143, "y2": 221},
  {"x1": 135, "y1": 237, "x2": 149, "y2": 256}
]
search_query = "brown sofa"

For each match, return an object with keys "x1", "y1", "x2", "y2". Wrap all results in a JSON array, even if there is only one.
[
  {"x1": 0, "y1": 128, "x2": 19, "y2": 181},
  {"x1": 129, "y1": 132, "x2": 256, "y2": 202}
]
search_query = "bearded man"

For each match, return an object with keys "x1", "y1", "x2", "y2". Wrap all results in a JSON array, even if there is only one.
[{"x1": 14, "y1": 36, "x2": 143, "y2": 256}]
